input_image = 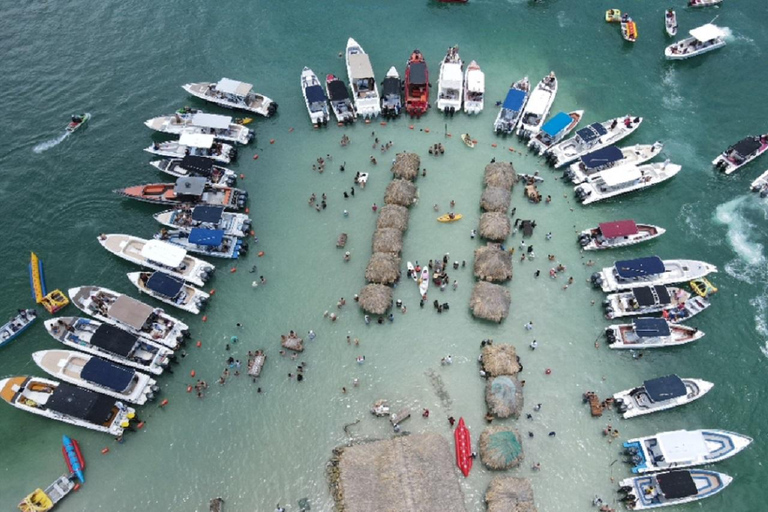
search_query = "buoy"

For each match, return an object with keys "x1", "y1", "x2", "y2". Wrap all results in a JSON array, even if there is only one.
[
  {"x1": 269, "y1": 139, "x2": 275, "y2": 144},
  {"x1": 250, "y1": 230, "x2": 255, "y2": 236},
  {"x1": 472, "y1": 140, "x2": 478, "y2": 144},
  {"x1": 202, "y1": 316, "x2": 208, "y2": 322},
  {"x1": 509, "y1": 147, "x2": 515, "y2": 152},
  {"x1": 159, "y1": 399, "x2": 169, "y2": 407},
  {"x1": 190, "y1": 370, "x2": 196, "y2": 377},
  {"x1": 337, "y1": 122, "x2": 343, "y2": 127},
  {"x1": 196, "y1": 340, "x2": 202, "y2": 348},
  {"x1": 74, "y1": 483, "x2": 81, "y2": 491},
  {"x1": 447, "y1": 133, "x2": 452, "y2": 137},
  {"x1": 424, "y1": 128, "x2": 430, "y2": 133},
  {"x1": 288, "y1": 127, "x2": 294, "y2": 133},
  {"x1": 258, "y1": 251, "x2": 265, "y2": 257},
  {"x1": 209, "y1": 289, "x2": 216, "y2": 295},
  {"x1": 187, "y1": 385, "x2": 192, "y2": 393},
  {"x1": 230, "y1": 267, "x2": 237, "y2": 273},
  {"x1": 240, "y1": 174, "x2": 245, "y2": 179},
  {"x1": 365, "y1": 119, "x2": 371, "y2": 124},
  {"x1": 101, "y1": 447, "x2": 110, "y2": 454},
  {"x1": 380, "y1": 122, "x2": 387, "y2": 126},
  {"x1": 409, "y1": 125, "x2": 414, "y2": 130},
  {"x1": 137, "y1": 421, "x2": 145, "y2": 429},
  {"x1": 252, "y1": 154, "x2": 259, "y2": 160},
  {"x1": 492, "y1": 143, "x2": 498, "y2": 148},
  {"x1": 245, "y1": 207, "x2": 250, "y2": 213},
  {"x1": 545, "y1": 368, "x2": 552, "y2": 375}
]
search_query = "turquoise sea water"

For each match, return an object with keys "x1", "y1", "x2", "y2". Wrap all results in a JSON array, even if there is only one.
[{"x1": 1, "y1": 1, "x2": 767, "y2": 510}]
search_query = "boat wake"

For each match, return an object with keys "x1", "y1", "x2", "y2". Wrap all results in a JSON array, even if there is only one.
[
  {"x1": 556, "y1": 11, "x2": 571, "y2": 28},
  {"x1": 720, "y1": 27, "x2": 760, "y2": 54},
  {"x1": 33, "y1": 132, "x2": 69, "y2": 154}
]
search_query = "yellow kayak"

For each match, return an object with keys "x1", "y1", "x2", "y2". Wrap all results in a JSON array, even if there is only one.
[{"x1": 437, "y1": 213, "x2": 462, "y2": 223}]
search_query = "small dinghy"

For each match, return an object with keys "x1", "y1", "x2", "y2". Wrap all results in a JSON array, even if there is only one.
[
  {"x1": 617, "y1": 469, "x2": 732, "y2": 510},
  {"x1": 712, "y1": 134, "x2": 768, "y2": 175},
  {"x1": 578, "y1": 220, "x2": 665, "y2": 251},
  {"x1": 461, "y1": 134, "x2": 475, "y2": 148},
  {"x1": 301, "y1": 67, "x2": 330, "y2": 128},
  {"x1": 155, "y1": 228, "x2": 246, "y2": 259},
  {"x1": 380, "y1": 66, "x2": 403, "y2": 119},
  {"x1": 1, "y1": 309, "x2": 36, "y2": 349},
  {"x1": 247, "y1": 350, "x2": 266, "y2": 378},
  {"x1": 605, "y1": 317, "x2": 704, "y2": 349},
  {"x1": 605, "y1": 9, "x2": 622, "y2": 22},
  {"x1": 566, "y1": 142, "x2": 664, "y2": 184},
  {"x1": 127, "y1": 271, "x2": 210, "y2": 315},
  {"x1": 463, "y1": 60, "x2": 484, "y2": 114},
  {"x1": 18, "y1": 474, "x2": 75, "y2": 512},
  {"x1": 405, "y1": 50, "x2": 429, "y2": 118},
  {"x1": 336, "y1": 233, "x2": 348, "y2": 248},
  {"x1": 149, "y1": 156, "x2": 238, "y2": 186},
  {"x1": 750, "y1": 169, "x2": 768, "y2": 197},
  {"x1": 613, "y1": 374, "x2": 713, "y2": 419},
  {"x1": 182, "y1": 78, "x2": 277, "y2": 117},
  {"x1": 325, "y1": 74, "x2": 356, "y2": 125},
  {"x1": 494, "y1": 77, "x2": 530, "y2": 135},
  {"x1": 665, "y1": 9, "x2": 678, "y2": 37},
  {"x1": 145, "y1": 134, "x2": 236, "y2": 164},
  {"x1": 154, "y1": 205, "x2": 252, "y2": 238},
  {"x1": 528, "y1": 110, "x2": 583, "y2": 155}
]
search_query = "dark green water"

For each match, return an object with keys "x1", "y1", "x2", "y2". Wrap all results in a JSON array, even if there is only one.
[{"x1": 1, "y1": 1, "x2": 767, "y2": 510}]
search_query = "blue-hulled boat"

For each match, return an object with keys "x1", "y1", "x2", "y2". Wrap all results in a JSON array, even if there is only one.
[
  {"x1": 0, "y1": 309, "x2": 36, "y2": 349},
  {"x1": 155, "y1": 228, "x2": 246, "y2": 259},
  {"x1": 493, "y1": 77, "x2": 530, "y2": 135},
  {"x1": 618, "y1": 469, "x2": 732, "y2": 509}
]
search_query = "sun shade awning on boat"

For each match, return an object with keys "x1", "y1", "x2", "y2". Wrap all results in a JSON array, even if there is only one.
[
  {"x1": 141, "y1": 240, "x2": 187, "y2": 268},
  {"x1": 348, "y1": 54, "x2": 374, "y2": 79},
  {"x1": 466, "y1": 68, "x2": 484, "y2": 91},
  {"x1": 634, "y1": 317, "x2": 671, "y2": 338},
  {"x1": 180, "y1": 155, "x2": 214, "y2": 175},
  {"x1": 599, "y1": 166, "x2": 642, "y2": 187},
  {"x1": 191, "y1": 205, "x2": 224, "y2": 223},
  {"x1": 657, "y1": 431, "x2": 709, "y2": 464},
  {"x1": 216, "y1": 78, "x2": 252, "y2": 96},
  {"x1": 409, "y1": 62, "x2": 427, "y2": 85},
  {"x1": 47, "y1": 382, "x2": 117, "y2": 423},
  {"x1": 441, "y1": 64, "x2": 463, "y2": 86},
  {"x1": 174, "y1": 177, "x2": 207, "y2": 196},
  {"x1": 190, "y1": 113, "x2": 231, "y2": 130},
  {"x1": 632, "y1": 286, "x2": 672, "y2": 307},
  {"x1": 643, "y1": 375, "x2": 686, "y2": 402},
  {"x1": 108, "y1": 295, "x2": 154, "y2": 330},
  {"x1": 503, "y1": 89, "x2": 527, "y2": 111},
  {"x1": 189, "y1": 228, "x2": 225, "y2": 247},
  {"x1": 615, "y1": 256, "x2": 665, "y2": 279},
  {"x1": 524, "y1": 89, "x2": 550, "y2": 115},
  {"x1": 382, "y1": 77, "x2": 400, "y2": 96},
  {"x1": 81, "y1": 357, "x2": 135, "y2": 393},
  {"x1": 327, "y1": 79, "x2": 350, "y2": 100},
  {"x1": 146, "y1": 272, "x2": 185, "y2": 298},
  {"x1": 599, "y1": 220, "x2": 638, "y2": 238},
  {"x1": 305, "y1": 84, "x2": 327, "y2": 103},
  {"x1": 541, "y1": 112, "x2": 571, "y2": 137},
  {"x1": 577, "y1": 123, "x2": 608, "y2": 143},
  {"x1": 179, "y1": 133, "x2": 215, "y2": 148},
  {"x1": 657, "y1": 470, "x2": 699, "y2": 500},
  {"x1": 90, "y1": 324, "x2": 141, "y2": 357},
  {"x1": 580, "y1": 145, "x2": 623, "y2": 169},
  {"x1": 689, "y1": 24, "x2": 723, "y2": 42},
  {"x1": 730, "y1": 137, "x2": 761, "y2": 158}
]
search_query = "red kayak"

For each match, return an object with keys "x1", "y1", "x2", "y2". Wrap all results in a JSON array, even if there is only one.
[{"x1": 454, "y1": 417, "x2": 472, "y2": 477}]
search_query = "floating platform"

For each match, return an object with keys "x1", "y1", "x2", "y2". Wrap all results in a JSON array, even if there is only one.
[{"x1": 247, "y1": 350, "x2": 266, "y2": 377}]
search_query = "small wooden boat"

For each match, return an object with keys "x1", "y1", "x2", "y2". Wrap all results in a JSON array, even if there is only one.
[
  {"x1": 18, "y1": 475, "x2": 74, "y2": 512},
  {"x1": 461, "y1": 134, "x2": 475, "y2": 147},
  {"x1": 390, "y1": 407, "x2": 410, "y2": 426},
  {"x1": 606, "y1": 9, "x2": 622, "y2": 22},
  {"x1": 66, "y1": 113, "x2": 90, "y2": 133},
  {"x1": 209, "y1": 498, "x2": 225, "y2": 512},
  {"x1": 62, "y1": 435, "x2": 85, "y2": 484},
  {"x1": 621, "y1": 15, "x2": 638, "y2": 42},
  {"x1": 336, "y1": 233, "x2": 348, "y2": 248},
  {"x1": 405, "y1": 50, "x2": 429, "y2": 118},
  {"x1": 454, "y1": 417, "x2": 472, "y2": 477},
  {"x1": 1, "y1": 309, "x2": 36, "y2": 349},
  {"x1": 437, "y1": 213, "x2": 462, "y2": 222},
  {"x1": 665, "y1": 9, "x2": 678, "y2": 37}
]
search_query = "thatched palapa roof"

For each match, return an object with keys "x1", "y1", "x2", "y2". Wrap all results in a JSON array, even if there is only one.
[
  {"x1": 365, "y1": 252, "x2": 402, "y2": 284},
  {"x1": 376, "y1": 204, "x2": 410, "y2": 231},
  {"x1": 391, "y1": 152, "x2": 421, "y2": 181},
  {"x1": 474, "y1": 245, "x2": 513, "y2": 282},
  {"x1": 371, "y1": 228, "x2": 403, "y2": 255},
  {"x1": 485, "y1": 375, "x2": 524, "y2": 419},
  {"x1": 480, "y1": 187, "x2": 511, "y2": 213},
  {"x1": 358, "y1": 284, "x2": 393, "y2": 315},
  {"x1": 328, "y1": 433, "x2": 466, "y2": 512},
  {"x1": 485, "y1": 477, "x2": 537, "y2": 512},
  {"x1": 481, "y1": 344, "x2": 521, "y2": 376},
  {"x1": 484, "y1": 162, "x2": 517, "y2": 190},
  {"x1": 479, "y1": 426, "x2": 524, "y2": 470},
  {"x1": 384, "y1": 179, "x2": 418, "y2": 207},
  {"x1": 470, "y1": 282, "x2": 511, "y2": 322},
  {"x1": 479, "y1": 212, "x2": 511, "y2": 241}
]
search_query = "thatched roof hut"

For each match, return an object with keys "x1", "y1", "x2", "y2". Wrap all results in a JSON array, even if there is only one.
[
  {"x1": 469, "y1": 282, "x2": 511, "y2": 322},
  {"x1": 479, "y1": 212, "x2": 511, "y2": 241},
  {"x1": 391, "y1": 152, "x2": 421, "y2": 181},
  {"x1": 474, "y1": 246, "x2": 513, "y2": 283},
  {"x1": 376, "y1": 204, "x2": 410, "y2": 231},
  {"x1": 485, "y1": 477, "x2": 537, "y2": 512},
  {"x1": 485, "y1": 376, "x2": 524, "y2": 419},
  {"x1": 372, "y1": 228, "x2": 403, "y2": 255},
  {"x1": 480, "y1": 187, "x2": 511, "y2": 213},
  {"x1": 358, "y1": 284, "x2": 393, "y2": 315},
  {"x1": 328, "y1": 433, "x2": 466, "y2": 512},
  {"x1": 479, "y1": 426, "x2": 524, "y2": 470},
  {"x1": 384, "y1": 179, "x2": 418, "y2": 207},
  {"x1": 480, "y1": 344, "x2": 521, "y2": 376},
  {"x1": 484, "y1": 162, "x2": 517, "y2": 190},
  {"x1": 365, "y1": 253, "x2": 402, "y2": 284}
]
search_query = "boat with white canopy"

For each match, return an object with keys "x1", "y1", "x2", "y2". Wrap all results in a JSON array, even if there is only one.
[
  {"x1": 613, "y1": 374, "x2": 713, "y2": 419},
  {"x1": 154, "y1": 205, "x2": 251, "y2": 238},
  {"x1": 575, "y1": 161, "x2": 680, "y2": 205},
  {"x1": 605, "y1": 317, "x2": 704, "y2": 349},
  {"x1": 528, "y1": 110, "x2": 583, "y2": 155},
  {"x1": 546, "y1": 116, "x2": 643, "y2": 168},
  {"x1": 301, "y1": 67, "x2": 330, "y2": 127},
  {"x1": 144, "y1": 112, "x2": 252, "y2": 144},
  {"x1": 712, "y1": 134, "x2": 768, "y2": 174},
  {"x1": 149, "y1": 157, "x2": 237, "y2": 186},
  {"x1": 566, "y1": 142, "x2": 663, "y2": 184},
  {"x1": 345, "y1": 38, "x2": 381, "y2": 119},
  {"x1": 591, "y1": 256, "x2": 717, "y2": 293},
  {"x1": 578, "y1": 220, "x2": 665, "y2": 251},
  {"x1": 665, "y1": 24, "x2": 726, "y2": 60},
  {"x1": 182, "y1": 78, "x2": 277, "y2": 117},
  {"x1": 436, "y1": 46, "x2": 463, "y2": 115},
  {"x1": 145, "y1": 133, "x2": 236, "y2": 164},
  {"x1": 463, "y1": 60, "x2": 484, "y2": 114},
  {"x1": 127, "y1": 271, "x2": 209, "y2": 315},
  {"x1": 517, "y1": 72, "x2": 558, "y2": 139},
  {"x1": 618, "y1": 469, "x2": 731, "y2": 510}
]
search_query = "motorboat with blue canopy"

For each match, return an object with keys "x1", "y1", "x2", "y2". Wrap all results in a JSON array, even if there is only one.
[
  {"x1": 635, "y1": 318, "x2": 671, "y2": 338},
  {"x1": 188, "y1": 228, "x2": 225, "y2": 247},
  {"x1": 614, "y1": 374, "x2": 713, "y2": 418},
  {"x1": 619, "y1": 468, "x2": 733, "y2": 510},
  {"x1": 157, "y1": 227, "x2": 244, "y2": 259},
  {"x1": 645, "y1": 375, "x2": 686, "y2": 402},
  {"x1": 146, "y1": 272, "x2": 185, "y2": 299},
  {"x1": 191, "y1": 205, "x2": 224, "y2": 224},
  {"x1": 503, "y1": 89, "x2": 526, "y2": 111},
  {"x1": 540, "y1": 112, "x2": 571, "y2": 138},
  {"x1": 327, "y1": 79, "x2": 350, "y2": 101},
  {"x1": 633, "y1": 286, "x2": 672, "y2": 307},
  {"x1": 90, "y1": 323, "x2": 144, "y2": 358},
  {"x1": 305, "y1": 84, "x2": 327, "y2": 104},
  {"x1": 494, "y1": 79, "x2": 530, "y2": 134},
  {"x1": 580, "y1": 145, "x2": 624, "y2": 170},
  {"x1": 593, "y1": 256, "x2": 717, "y2": 293},
  {"x1": 80, "y1": 357, "x2": 135, "y2": 393},
  {"x1": 606, "y1": 315, "x2": 702, "y2": 349},
  {"x1": 616, "y1": 257, "x2": 665, "y2": 278},
  {"x1": 47, "y1": 383, "x2": 120, "y2": 424},
  {"x1": 577, "y1": 123, "x2": 608, "y2": 143}
]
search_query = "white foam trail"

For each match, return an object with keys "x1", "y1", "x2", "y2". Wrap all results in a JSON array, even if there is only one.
[
  {"x1": 753, "y1": 296, "x2": 768, "y2": 358},
  {"x1": 33, "y1": 132, "x2": 69, "y2": 153},
  {"x1": 714, "y1": 196, "x2": 765, "y2": 267}
]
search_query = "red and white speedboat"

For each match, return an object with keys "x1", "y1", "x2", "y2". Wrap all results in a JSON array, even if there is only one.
[{"x1": 405, "y1": 50, "x2": 429, "y2": 118}]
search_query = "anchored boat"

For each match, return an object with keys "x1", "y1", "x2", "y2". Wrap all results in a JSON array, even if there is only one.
[
  {"x1": 145, "y1": 134, "x2": 236, "y2": 164},
  {"x1": 144, "y1": 111, "x2": 252, "y2": 144},
  {"x1": 688, "y1": 0, "x2": 723, "y2": 7},
  {"x1": 605, "y1": 317, "x2": 704, "y2": 349},
  {"x1": 750, "y1": 169, "x2": 768, "y2": 197},
  {"x1": 494, "y1": 78, "x2": 530, "y2": 135},
  {"x1": 182, "y1": 78, "x2": 277, "y2": 117},
  {"x1": 605, "y1": 279, "x2": 715, "y2": 322},
  {"x1": 463, "y1": 60, "x2": 484, "y2": 114},
  {"x1": 18, "y1": 475, "x2": 75, "y2": 512},
  {"x1": 591, "y1": 256, "x2": 717, "y2": 293},
  {"x1": 1, "y1": 309, "x2": 36, "y2": 349},
  {"x1": 127, "y1": 271, "x2": 209, "y2": 315},
  {"x1": 345, "y1": 38, "x2": 381, "y2": 119},
  {"x1": 617, "y1": 469, "x2": 732, "y2": 510},
  {"x1": 574, "y1": 160, "x2": 681, "y2": 205},
  {"x1": 665, "y1": 24, "x2": 726, "y2": 60},
  {"x1": 436, "y1": 46, "x2": 463, "y2": 115},
  {"x1": 517, "y1": 72, "x2": 558, "y2": 139},
  {"x1": 405, "y1": 50, "x2": 429, "y2": 118},
  {"x1": 528, "y1": 110, "x2": 583, "y2": 155},
  {"x1": 149, "y1": 157, "x2": 237, "y2": 186},
  {"x1": 155, "y1": 228, "x2": 246, "y2": 259},
  {"x1": 665, "y1": 9, "x2": 678, "y2": 37},
  {"x1": 114, "y1": 177, "x2": 248, "y2": 210},
  {"x1": 325, "y1": 74, "x2": 356, "y2": 124},
  {"x1": 565, "y1": 142, "x2": 664, "y2": 184},
  {"x1": 712, "y1": 134, "x2": 768, "y2": 175},
  {"x1": 546, "y1": 116, "x2": 643, "y2": 168},
  {"x1": 154, "y1": 206, "x2": 251, "y2": 238},
  {"x1": 613, "y1": 375, "x2": 713, "y2": 419},
  {"x1": 578, "y1": 220, "x2": 665, "y2": 251},
  {"x1": 301, "y1": 67, "x2": 330, "y2": 127},
  {"x1": 380, "y1": 66, "x2": 402, "y2": 119}
]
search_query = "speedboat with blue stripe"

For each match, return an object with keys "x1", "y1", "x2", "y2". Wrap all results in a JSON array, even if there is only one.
[
  {"x1": 618, "y1": 469, "x2": 732, "y2": 509},
  {"x1": 591, "y1": 256, "x2": 717, "y2": 293}
]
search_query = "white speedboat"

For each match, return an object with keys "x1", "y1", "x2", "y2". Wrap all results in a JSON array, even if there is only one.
[
  {"x1": 0, "y1": 375, "x2": 135, "y2": 435},
  {"x1": 419, "y1": 268, "x2": 429, "y2": 297},
  {"x1": 665, "y1": 24, "x2": 726, "y2": 60},
  {"x1": 436, "y1": 46, "x2": 463, "y2": 115},
  {"x1": 578, "y1": 220, "x2": 665, "y2": 251},
  {"x1": 98, "y1": 234, "x2": 215, "y2": 287},
  {"x1": 154, "y1": 228, "x2": 246, "y2": 259},
  {"x1": 494, "y1": 78, "x2": 530, "y2": 135},
  {"x1": 613, "y1": 374, "x2": 713, "y2": 419},
  {"x1": 565, "y1": 142, "x2": 664, "y2": 184},
  {"x1": 605, "y1": 286, "x2": 687, "y2": 319},
  {"x1": 33, "y1": 350, "x2": 158, "y2": 405},
  {"x1": 127, "y1": 271, "x2": 209, "y2": 315},
  {"x1": 380, "y1": 66, "x2": 402, "y2": 119},
  {"x1": 345, "y1": 38, "x2": 381, "y2": 119},
  {"x1": 750, "y1": 169, "x2": 768, "y2": 197},
  {"x1": 44, "y1": 317, "x2": 173, "y2": 376},
  {"x1": 712, "y1": 134, "x2": 768, "y2": 175},
  {"x1": 144, "y1": 112, "x2": 252, "y2": 145},
  {"x1": 688, "y1": 0, "x2": 723, "y2": 7},
  {"x1": 145, "y1": 134, "x2": 236, "y2": 164},
  {"x1": 149, "y1": 157, "x2": 238, "y2": 186},
  {"x1": 0, "y1": 309, "x2": 36, "y2": 349},
  {"x1": 325, "y1": 74, "x2": 356, "y2": 124},
  {"x1": 575, "y1": 160, "x2": 681, "y2": 205},
  {"x1": 528, "y1": 110, "x2": 583, "y2": 155},
  {"x1": 591, "y1": 256, "x2": 717, "y2": 293},
  {"x1": 623, "y1": 429, "x2": 752, "y2": 474},
  {"x1": 69, "y1": 285, "x2": 189, "y2": 349},
  {"x1": 154, "y1": 206, "x2": 252, "y2": 238},
  {"x1": 546, "y1": 116, "x2": 643, "y2": 168},
  {"x1": 618, "y1": 469, "x2": 731, "y2": 510},
  {"x1": 665, "y1": 9, "x2": 678, "y2": 37},
  {"x1": 181, "y1": 78, "x2": 277, "y2": 117},
  {"x1": 301, "y1": 67, "x2": 330, "y2": 127},
  {"x1": 605, "y1": 317, "x2": 704, "y2": 349},
  {"x1": 517, "y1": 72, "x2": 557, "y2": 139},
  {"x1": 463, "y1": 60, "x2": 484, "y2": 114}
]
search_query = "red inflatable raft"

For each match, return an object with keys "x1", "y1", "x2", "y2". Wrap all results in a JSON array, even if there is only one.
[{"x1": 454, "y1": 417, "x2": 472, "y2": 477}]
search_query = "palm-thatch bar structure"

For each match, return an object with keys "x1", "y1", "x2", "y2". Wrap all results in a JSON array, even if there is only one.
[
  {"x1": 479, "y1": 426, "x2": 524, "y2": 470},
  {"x1": 384, "y1": 179, "x2": 418, "y2": 207},
  {"x1": 365, "y1": 253, "x2": 402, "y2": 285},
  {"x1": 358, "y1": 284, "x2": 393, "y2": 315},
  {"x1": 469, "y1": 282, "x2": 511, "y2": 322},
  {"x1": 484, "y1": 162, "x2": 517, "y2": 191},
  {"x1": 480, "y1": 344, "x2": 521, "y2": 376},
  {"x1": 391, "y1": 152, "x2": 421, "y2": 181},
  {"x1": 485, "y1": 477, "x2": 537, "y2": 512},
  {"x1": 371, "y1": 228, "x2": 403, "y2": 255},
  {"x1": 478, "y1": 212, "x2": 511, "y2": 241},
  {"x1": 376, "y1": 204, "x2": 410, "y2": 231},
  {"x1": 485, "y1": 376, "x2": 524, "y2": 418},
  {"x1": 327, "y1": 433, "x2": 466, "y2": 512},
  {"x1": 474, "y1": 245, "x2": 513, "y2": 283},
  {"x1": 480, "y1": 186, "x2": 511, "y2": 213}
]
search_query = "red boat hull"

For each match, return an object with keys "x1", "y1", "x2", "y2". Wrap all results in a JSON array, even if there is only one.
[
  {"x1": 454, "y1": 417, "x2": 472, "y2": 477},
  {"x1": 405, "y1": 50, "x2": 429, "y2": 118}
]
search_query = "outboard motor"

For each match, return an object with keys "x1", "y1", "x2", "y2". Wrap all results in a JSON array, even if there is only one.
[
  {"x1": 590, "y1": 272, "x2": 601, "y2": 284},
  {"x1": 618, "y1": 485, "x2": 633, "y2": 494}
]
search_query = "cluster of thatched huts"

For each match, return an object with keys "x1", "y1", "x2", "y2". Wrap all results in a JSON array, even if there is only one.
[
  {"x1": 480, "y1": 343, "x2": 524, "y2": 419},
  {"x1": 359, "y1": 153, "x2": 420, "y2": 315},
  {"x1": 469, "y1": 162, "x2": 517, "y2": 322}
]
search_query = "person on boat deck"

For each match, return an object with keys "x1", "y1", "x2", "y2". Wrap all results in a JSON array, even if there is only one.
[
  {"x1": 71, "y1": 114, "x2": 83, "y2": 124},
  {"x1": 448, "y1": 212, "x2": 455, "y2": 220}
]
